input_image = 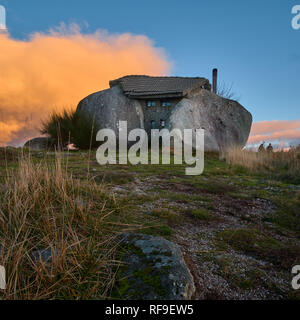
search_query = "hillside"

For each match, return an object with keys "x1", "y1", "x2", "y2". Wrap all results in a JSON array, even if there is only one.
[{"x1": 0, "y1": 148, "x2": 299, "y2": 300}]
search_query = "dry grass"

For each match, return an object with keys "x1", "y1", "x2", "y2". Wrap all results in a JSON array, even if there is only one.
[
  {"x1": 223, "y1": 147, "x2": 300, "y2": 178},
  {"x1": 0, "y1": 147, "x2": 20, "y2": 162},
  {"x1": 0, "y1": 154, "x2": 126, "y2": 299}
]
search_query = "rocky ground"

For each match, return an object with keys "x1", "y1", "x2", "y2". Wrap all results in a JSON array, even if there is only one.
[
  {"x1": 1, "y1": 149, "x2": 299, "y2": 299},
  {"x1": 110, "y1": 176, "x2": 299, "y2": 300},
  {"x1": 98, "y1": 155, "x2": 300, "y2": 300}
]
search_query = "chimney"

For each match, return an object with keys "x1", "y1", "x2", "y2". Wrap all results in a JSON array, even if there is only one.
[{"x1": 212, "y1": 68, "x2": 218, "y2": 94}]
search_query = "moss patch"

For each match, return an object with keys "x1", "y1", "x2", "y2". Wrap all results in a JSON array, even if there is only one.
[
  {"x1": 187, "y1": 208, "x2": 217, "y2": 221},
  {"x1": 218, "y1": 228, "x2": 300, "y2": 270},
  {"x1": 151, "y1": 208, "x2": 183, "y2": 225}
]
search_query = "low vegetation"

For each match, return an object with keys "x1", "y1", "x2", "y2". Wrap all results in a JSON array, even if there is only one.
[
  {"x1": 223, "y1": 146, "x2": 300, "y2": 184},
  {"x1": 187, "y1": 208, "x2": 217, "y2": 221},
  {"x1": 0, "y1": 146, "x2": 299, "y2": 299},
  {"x1": 218, "y1": 228, "x2": 300, "y2": 270},
  {"x1": 0, "y1": 154, "x2": 128, "y2": 299}
]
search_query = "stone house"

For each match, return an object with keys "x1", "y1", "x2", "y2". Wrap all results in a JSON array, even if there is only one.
[
  {"x1": 109, "y1": 75, "x2": 211, "y2": 134},
  {"x1": 77, "y1": 74, "x2": 252, "y2": 151}
]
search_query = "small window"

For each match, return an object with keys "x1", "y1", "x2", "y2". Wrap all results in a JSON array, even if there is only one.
[
  {"x1": 160, "y1": 119, "x2": 165, "y2": 128},
  {"x1": 147, "y1": 101, "x2": 156, "y2": 107},
  {"x1": 151, "y1": 120, "x2": 156, "y2": 129},
  {"x1": 161, "y1": 101, "x2": 171, "y2": 107}
]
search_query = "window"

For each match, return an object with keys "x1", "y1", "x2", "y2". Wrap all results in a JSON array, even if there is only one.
[
  {"x1": 151, "y1": 120, "x2": 156, "y2": 129},
  {"x1": 161, "y1": 101, "x2": 171, "y2": 107},
  {"x1": 160, "y1": 119, "x2": 165, "y2": 128},
  {"x1": 146, "y1": 101, "x2": 156, "y2": 107}
]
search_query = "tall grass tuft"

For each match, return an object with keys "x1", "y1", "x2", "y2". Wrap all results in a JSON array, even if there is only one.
[
  {"x1": 41, "y1": 109, "x2": 99, "y2": 150},
  {"x1": 0, "y1": 155, "x2": 124, "y2": 299},
  {"x1": 223, "y1": 147, "x2": 300, "y2": 183}
]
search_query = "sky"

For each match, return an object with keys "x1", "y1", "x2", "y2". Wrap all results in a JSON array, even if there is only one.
[{"x1": 0, "y1": 0, "x2": 299, "y2": 147}]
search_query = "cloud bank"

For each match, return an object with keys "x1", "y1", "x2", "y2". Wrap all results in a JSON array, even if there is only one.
[
  {"x1": 0, "y1": 24, "x2": 171, "y2": 146},
  {"x1": 247, "y1": 120, "x2": 300, "y2": 147}
]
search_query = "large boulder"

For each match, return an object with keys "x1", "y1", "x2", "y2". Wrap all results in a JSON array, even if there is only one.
[
  {"x1": 114, "y1": 233, "x2": 195, "y2": 300},
  {"x1": 77, "y1": 85, "x2": 144, "y2": 138},
  {"x1": 24, "y1": 137, "x2": 53, "y2": 150},
  {"x1": 77, "y1": 85, "x2": 252, "y2": 151},
  {"x1": 168, "y1": 90, "x2": 252, "y2": 151}
]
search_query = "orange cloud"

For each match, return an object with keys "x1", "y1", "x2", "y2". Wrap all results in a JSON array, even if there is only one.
[
  {"x1": 247, "y1": 120, "x2": 300, "y2": 145},
  {"x1": 0, "y1": 24, "x2": 171, "y2": 146}
]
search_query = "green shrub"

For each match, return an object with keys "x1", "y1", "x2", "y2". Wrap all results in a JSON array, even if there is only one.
[{"x1": 41, "y1": 109, "x2": 99, "y2": 149}]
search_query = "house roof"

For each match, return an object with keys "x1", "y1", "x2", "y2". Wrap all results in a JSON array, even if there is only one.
[{"x1": 109, "y1": 75, "x2": 211, "y2": 99}]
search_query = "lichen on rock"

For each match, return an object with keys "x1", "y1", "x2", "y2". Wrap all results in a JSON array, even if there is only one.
[{"x1": 114, "y1": 233, "x2": 195, "y2": 300}]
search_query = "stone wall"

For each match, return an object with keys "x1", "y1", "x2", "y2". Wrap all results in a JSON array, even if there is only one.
[{"x1": 140, "y1": 98, "x2": 181, "y2": 133}]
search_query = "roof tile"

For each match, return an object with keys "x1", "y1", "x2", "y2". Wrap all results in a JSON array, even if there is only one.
[{"x1": 109, "y1": 75, "x2": 211, "y2": 98}]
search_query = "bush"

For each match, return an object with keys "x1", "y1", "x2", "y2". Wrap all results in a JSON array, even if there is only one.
[
  {"x1": 217, "y1": 82, "x2": 239, "y2": 101},
  {"x1": 41, "y1": 109, "x2": 99, "y2": 149}
]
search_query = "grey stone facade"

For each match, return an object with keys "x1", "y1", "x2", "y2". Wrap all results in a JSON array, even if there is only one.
[{"x1": 141, "y1": 98, "x2": 181, "y2": 132}]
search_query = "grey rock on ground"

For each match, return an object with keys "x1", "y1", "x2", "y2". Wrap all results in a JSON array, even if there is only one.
[
  {"x1": 24, "y1": 137, "x2": 53, "y2": 150},
  {"x1": 115, "y1": 233, "x2": 195, "y2": 300}
]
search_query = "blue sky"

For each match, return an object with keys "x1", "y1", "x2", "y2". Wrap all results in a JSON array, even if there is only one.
[{"x1": 1, "y1": 0, "x2": 300, "y2": 123}]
